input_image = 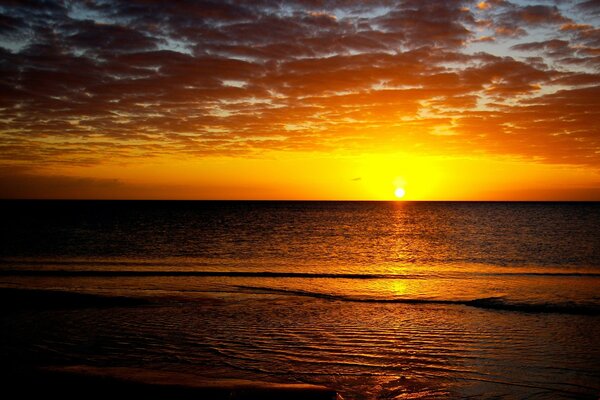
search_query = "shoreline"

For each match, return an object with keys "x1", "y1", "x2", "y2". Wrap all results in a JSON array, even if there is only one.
[{"x1": 4, "y1": 364, "x2": 340, "y2": 400}]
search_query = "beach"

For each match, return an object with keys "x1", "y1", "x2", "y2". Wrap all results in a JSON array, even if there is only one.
[
  {"x1": 1, "y1": 201, "x2": 599, "y2": 399},
  {"x1": 5, "y1": 363, "x2": 339, "y2": 400}
]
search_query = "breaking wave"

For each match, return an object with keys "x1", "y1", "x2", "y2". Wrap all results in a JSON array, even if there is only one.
[{"x1": 235, "y1": 286, "x2": 600, "y2": 316}]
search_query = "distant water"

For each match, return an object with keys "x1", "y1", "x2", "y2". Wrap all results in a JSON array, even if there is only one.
[{"x1": 1, "y1": 201, "x2": 599, "y2": 399}]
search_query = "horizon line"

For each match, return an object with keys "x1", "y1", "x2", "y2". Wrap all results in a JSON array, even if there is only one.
[{"x1": 1, "y1": 199, "x2": 599, "y2": 203}]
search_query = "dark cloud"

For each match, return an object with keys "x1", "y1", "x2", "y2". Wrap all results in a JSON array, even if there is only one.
[
  {"x1": 507, "y1": 5, "x2": 569, "y2": 25},
  {"x1": 0, "y1": 165, "x2": 285, "y2": 199},
  {"x1": 507, "y1": 11, "x2": 600, "y2": 66},
  {"x1": 0, "y1": 170, "x2": 124, "y2": 199},
  {"x1": 376, "y1": 1, "x2": 475, "y2": 48},
  {"x1": 576, "y1": 0, "x2": 600, "y2": 16},
  {"x1": 461, "y1": 55, "x2": 555, "y2": 96},
  {"x1": 0, "y1": 12, "x2": 25, "y2": 35},
  {"x1": 63, "y1": 20, "x2": 160, "y2": 52},
  {"x1": 479, "y1": 2, "x2": 572, "y2": 37},
  {"x1": 511, "y1": 39, "x2": 574, "y2": 58}
]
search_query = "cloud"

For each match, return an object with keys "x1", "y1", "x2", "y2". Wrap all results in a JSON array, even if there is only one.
[
  {"x1": 0, "y1": 12, "x2": 26, "y2": 35},
  {"x1": 0, "y1": 168, "x2": 125, "y2": 199},
  {"x1": 511, "y1": 39, "x2": 574, "y2": 58},
  {"x1": 506, "y1": 5, "x2": 569, "y2": 25},
  {"x1": 576, "y1": 0, "x2": 600, "y2": 16},
  {"x1": 472, "y1": 35, "x2": 495, "y2": 43},
  {"x1": 376, "y1": 1, "x2": 475, "y2": 48},
  {"x1": 63, "y1": 20, "x2": 160, "y2": 53},
  {"x1": 0, "y1": 0, "x2": 599, "y2": 178},
  {"x1": 477, "y1": 2, "x2": 572, "y2": 38},
  {"x1": 0, "y1": 166, "x2": 283, "y2": 199},
  {"x1": 477, "y1": 2, "x2": 492, "y2": 11}
]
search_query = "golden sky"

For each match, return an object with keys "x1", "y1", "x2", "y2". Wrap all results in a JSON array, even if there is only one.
[{"x1": 0, "y1": 0, "x2": 599, "y2": 200}]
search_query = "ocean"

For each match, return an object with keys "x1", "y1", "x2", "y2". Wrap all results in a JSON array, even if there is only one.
[{"x1": 1, "y1": 200, "x2": 599, "y2": 399}]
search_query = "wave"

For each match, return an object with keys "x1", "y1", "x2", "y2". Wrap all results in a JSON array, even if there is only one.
[
  {"x1": 2, "y1": 258, "x2": 599, "y2": 280},
  {"x1": 2, "y1": 283, "x2": 598, "y2": 315},
  {"x1": 235, "y1": 286, "x2": 600, "y2": 316},
  {"x1": 464, "y1": 297, "x2": 600, "y2": 315}
]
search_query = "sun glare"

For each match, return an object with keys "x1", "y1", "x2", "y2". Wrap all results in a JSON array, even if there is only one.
[{"x1": 394, "y1": 187, "x2": 406, "y2": 199}]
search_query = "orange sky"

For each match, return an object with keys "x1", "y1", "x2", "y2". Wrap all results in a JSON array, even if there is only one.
[{"x1": 0, "y1": 0, "x2": 599, "y2": 200}]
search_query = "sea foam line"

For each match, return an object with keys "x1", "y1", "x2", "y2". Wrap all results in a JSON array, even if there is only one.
[{"x1": 235, "y1": 286, "x2": 600, "y2": 316}]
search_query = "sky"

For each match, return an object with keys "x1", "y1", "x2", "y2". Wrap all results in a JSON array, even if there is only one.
[{"x1": 0, "y1": 0, "x2": 599, "y2": 200}]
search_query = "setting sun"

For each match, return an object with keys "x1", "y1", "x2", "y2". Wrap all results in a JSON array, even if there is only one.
[{"x1": 394, "y1": 187, "x2": 406, "y2": 199}]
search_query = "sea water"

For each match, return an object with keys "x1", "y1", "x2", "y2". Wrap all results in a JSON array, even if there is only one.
[{"x1": 1, "y1": 201, "x2": 599, "y2": 399}]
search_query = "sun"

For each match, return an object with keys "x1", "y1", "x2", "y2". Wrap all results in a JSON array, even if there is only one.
[{"x1": 394, "y1": 187, "x2": 406, "y2": 199}]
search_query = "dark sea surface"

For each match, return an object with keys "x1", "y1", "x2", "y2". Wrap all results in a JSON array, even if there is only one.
[{"x1": 1, "y1": 200, "x2": 599, "y2": 399}]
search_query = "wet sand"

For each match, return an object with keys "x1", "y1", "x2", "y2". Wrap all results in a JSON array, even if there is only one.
[
  {"x1": 4, "y1": 365, "x2": 339, "y2": 400},
  {"x1": 0, "y1": 287, "x2": 150, "y2": 309},
  {"x1": 2, "y1": 286, "x2": 598, "y2": 398},
  {"x1": 0, "y1": 288, "x2": 339, "y2": 398}
]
